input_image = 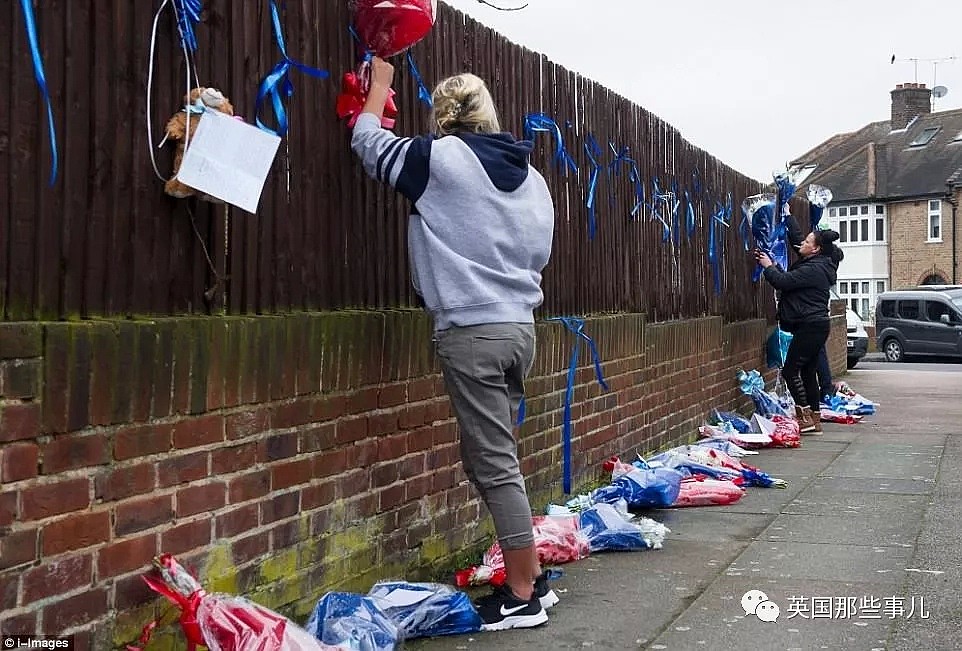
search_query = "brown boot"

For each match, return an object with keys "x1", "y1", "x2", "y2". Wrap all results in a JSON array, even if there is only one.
[
  {"x1": 811, "y1": 409, "x2": 823, "y2": 434},
  {"x1": 795, "y1": 406, "x2": 817, "y2": 433}
]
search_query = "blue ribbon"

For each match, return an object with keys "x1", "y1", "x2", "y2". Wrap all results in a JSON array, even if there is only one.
[
  {"x1": 18, "y1": 0, "x2": 58, "y2": 186},
  {"x1": 651, "y1": 177, "x2": 671, "y2": 242},
  {"x1": 671, "y1": 179, "x2": 681, "y2": 246},
  {"x1": 406, "y1": 51, "x2": 433, "y2": 108},
  {"x1": 255, "y1": 0, "x2": 329, "y2": 137},
  {"x1": 523, "y1": 113, "x2": 578, "y2": 175},
  {"x1": 548, "y1": 317, "x2": 609, "y2": 495},
  {"x1": 584, "y1": 135, "x2": 603, "y2": 240},
  {"x1": 173, "y1": 0, "x2": 202, "y2": 52},
  {"x1": 608, "y1": 143, "x2": 645, "y2": 220},
  {"x1": 708, "y1": 201, "x2": 730, "y2": 295},
  {"x1": 685, "y1": 190, "x2": 696, "y2": 240}
]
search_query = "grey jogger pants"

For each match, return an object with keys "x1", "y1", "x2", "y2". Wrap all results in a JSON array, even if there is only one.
[{"x1": 434, "y1": 323, "x2": 536, "y2": 550}]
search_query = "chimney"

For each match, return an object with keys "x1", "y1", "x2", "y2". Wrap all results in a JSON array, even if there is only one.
[{"x1": 891, "y1": 82, "x2": 932, "y2": 129}]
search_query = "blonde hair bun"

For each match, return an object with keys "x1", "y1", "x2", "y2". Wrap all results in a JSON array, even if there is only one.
[{"x1": 432, "y1": 73, "x2": 501, "y2": 136}]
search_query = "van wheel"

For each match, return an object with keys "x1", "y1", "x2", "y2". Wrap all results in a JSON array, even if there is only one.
[{"x1": 883, "y1": 339, "x2": 903, "y2": 362}]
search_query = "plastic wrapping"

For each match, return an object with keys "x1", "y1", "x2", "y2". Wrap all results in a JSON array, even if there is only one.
[
  {"x1": 591, "y1": 465, "x2": 683, "y2": 509},
  {"x1": 579, "y1": 503, "x2": 670, "y2": 552},
  {"x1": 351, "y1": 0, "x2": 437, "y2": 57},
  {"x1": 199, "y1": 597, "x2": 340, "y2": 651},
  {"x1": 769, "y1": 415, "x2": 802, "y2": 447},
  {"x1": 367, "y1": 582, "x2": 481, "y2": 639},
  {"x1": 711, "y1": 410, "x2": 753, "y2": 433},
  {"x1": 695, "y1": 438, "x2": 759, "y2": 457},
  {"x1": 304, "y1": 593, "x2": 400, "y2": 651},
  {"x1": 766, "y1": 327, "x2": 793, "y2": 369},
  {"x1": 481, "y1": 515, "x2": 590, "y2": 575},
  {"x1": 698, "y1": 424, "x2": 773, "y2": 448},
  {"x1": 136, "y1": 554, "x2": 334, "y2": 651},
  {"x1": 674, "y1": 477, "x2": 746, "y2": 507}
]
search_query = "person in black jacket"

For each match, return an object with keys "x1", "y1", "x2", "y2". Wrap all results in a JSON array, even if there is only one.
[{"x1": 755, "y1": 228, "x2": 841, "y2": 433}]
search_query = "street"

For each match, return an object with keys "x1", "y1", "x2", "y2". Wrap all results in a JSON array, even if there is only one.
[
  {"x1": 855, "y1": 353, "x2": 962, "y2": 373},
  {"x1": 410, "y1": 361, "x2": 962, "y2": 650}
]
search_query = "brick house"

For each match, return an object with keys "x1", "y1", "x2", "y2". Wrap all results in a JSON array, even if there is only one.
[{"x1": 791, "y1": 83, "x2": 962, "y2": 323}]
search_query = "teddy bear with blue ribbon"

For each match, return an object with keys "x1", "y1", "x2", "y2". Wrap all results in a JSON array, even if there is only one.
[{"x1": 163, "y1": 87, "x2": 235, "y2": 200}]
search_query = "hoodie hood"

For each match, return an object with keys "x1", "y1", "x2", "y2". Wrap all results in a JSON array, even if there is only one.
[{"x1": 456, "y1": 132, "x2": 532, "y2": 192}]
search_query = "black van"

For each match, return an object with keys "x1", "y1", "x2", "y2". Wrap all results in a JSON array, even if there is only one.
[{"x1": 875, "y1": 287, "x2": 962, "y2": 362}]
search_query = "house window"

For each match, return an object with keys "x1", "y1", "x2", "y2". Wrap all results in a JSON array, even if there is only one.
[
  {"x1": 843, "y1": 278, "x2": 885, "y2": 322},
  {"x1": 910, "y1": 126, "x2": 940, "y2": 147},
  {"x1": 928, "y1": 200, "x2": 942, "y2": 241},
  {"x1": 839, "y1": 222, "x2": 848, "y2": 242},
  {"x1": 838, "y1": 207, "x2": 848, "y2": 217},
  {"x1": 875, "y1": 217, "x2": 885, "y2": 241},
  {"x1": 860, "y1": 206, "x2": 869, "y2": 215},
  {"x1": 849, "y1": 221, "x2": 858, "y2": 242},
  {"x1": 861, "y1": 219, "x2": 869, "y2": 241},
  {"x1": 875, "y1": 205, "x2": 884, "y2": 214},
  {"x1": 829, "y1": 207, "x2": 837, "y2": 217}
]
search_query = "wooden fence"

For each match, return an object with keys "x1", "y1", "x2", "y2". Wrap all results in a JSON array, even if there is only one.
[{"x1": 0, "y1": 0, "x2": 775, "y2": 322}]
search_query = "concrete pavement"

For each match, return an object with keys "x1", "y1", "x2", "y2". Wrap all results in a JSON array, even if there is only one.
[{"x1": 409, "y1": 363, "x2": 962, "y2": 651}]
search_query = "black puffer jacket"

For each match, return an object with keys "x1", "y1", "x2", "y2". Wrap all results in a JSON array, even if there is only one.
[{"x1": 763, "y1": 254, "x2": 837, "y2": 332}]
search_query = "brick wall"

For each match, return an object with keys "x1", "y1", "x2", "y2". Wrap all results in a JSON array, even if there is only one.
[
  {"x1": 888, "y1": 189, "x2": 962, "y2": 288},
  {"x1": 0, "y1": 312, "x2": 846, "y2": 648}
]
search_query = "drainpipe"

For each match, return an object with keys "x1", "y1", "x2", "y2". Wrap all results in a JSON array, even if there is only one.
[{"x1": 948, "y1": 183, "x2": 959, "y2": 283}]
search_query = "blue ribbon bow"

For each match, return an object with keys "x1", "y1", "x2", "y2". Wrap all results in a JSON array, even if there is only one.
[
  {"x1": 523, "y1": 113, "x2": 578, "y2": 175},
  {"x1": 549, "y1": 317, "x2": 609, "y2": 494},
  {"x1": 18, "y1": 0, "x2": 58, "y2": 186},
  {"x1": 173, "y1": 0, "x2": 202, "y2": 52},
  {"x1": 255, "y1": 0, "x2": 329, "y2": 137}
]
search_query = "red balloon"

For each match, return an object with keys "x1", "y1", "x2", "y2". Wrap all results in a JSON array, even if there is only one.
[{"x1": 352, "y1": 0, "x2": 437, "y2": 57}]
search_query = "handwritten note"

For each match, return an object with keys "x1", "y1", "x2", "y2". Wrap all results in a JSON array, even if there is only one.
[{"x1": 176, "y1": 110, "x2": 282, "y2": 214}]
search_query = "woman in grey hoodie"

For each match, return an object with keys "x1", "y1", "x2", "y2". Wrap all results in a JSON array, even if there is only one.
[{"x1": 351, "y1": 57, "x2": 556, "y2": 631}]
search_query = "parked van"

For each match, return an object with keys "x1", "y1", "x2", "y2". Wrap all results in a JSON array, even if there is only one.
[{"x1": 875, "y1": 287, "x2": 962, "y2": 362}]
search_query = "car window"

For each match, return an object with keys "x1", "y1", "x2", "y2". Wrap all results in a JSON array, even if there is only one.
[
  {"x1": 924, "y1": 300, "x2": 950, "y2": 322},
  {"x1": 898, "y1": 300, "x2": 921, "y2": 320},
  {"x1": 878, "y1": 300, "x2": 896, "y2": 318}
]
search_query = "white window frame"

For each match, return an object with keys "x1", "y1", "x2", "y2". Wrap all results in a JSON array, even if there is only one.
[
  {"x1": 834, "y1": 204, "x2": 886, "y2": 245},
  {"x1": 838, "y1": 277, "x2": 885, "y2": 323},
  {"x1": 928, "y1": 200, "x2": 942, "y2": 242}
]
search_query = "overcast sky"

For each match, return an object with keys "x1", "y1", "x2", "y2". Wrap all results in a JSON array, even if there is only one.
[{"x1": 442, "y1": 0, "x2": 962, "y2": 182}]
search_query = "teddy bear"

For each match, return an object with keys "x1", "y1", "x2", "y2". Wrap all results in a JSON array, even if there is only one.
[{"x1": 163, "y1": 87, "x2": 235, "y2": 199}]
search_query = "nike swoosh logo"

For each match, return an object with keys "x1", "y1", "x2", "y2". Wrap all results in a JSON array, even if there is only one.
[{"x1": 500, "y1": 604, "x2": 529, "y2": 616}]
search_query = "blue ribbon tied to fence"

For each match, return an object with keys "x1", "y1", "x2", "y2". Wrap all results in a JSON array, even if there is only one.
[
  {"x1": 406, "y1": 51, "x2": 433, "y2": 107},
  {"x1": 173, "y1": 0, "x2": 202, "y2": 51},
  {"x1": 255, "y1": 0, "x2": 330, "y2": 137},
  {"x1": 584, "y1": 135, "x2": 603, "y2": 240},
  {"x1": 685, "y1": 190, "x2": 696, "y2": 241},
  {"x1": 18, "y1": 0, "x2": 58, "y2": 186},
  {"x1": 608, "y1": 143, "x2": 645, "y2": 220},
  {"x1": 523, "y1": 113, "x2": 578, "y2": 175},
  {"x1": 549, "y1": 317, "x2": 609, "y2": 494}
]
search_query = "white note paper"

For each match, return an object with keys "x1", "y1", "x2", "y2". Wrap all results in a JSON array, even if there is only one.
[{"x1": 176, "y1": 110, "x2": 282, "y2": 214}]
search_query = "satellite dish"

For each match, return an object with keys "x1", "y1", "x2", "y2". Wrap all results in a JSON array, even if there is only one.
[{"x1": 933, "y1": 85, "x2": 949, "y2": 98}]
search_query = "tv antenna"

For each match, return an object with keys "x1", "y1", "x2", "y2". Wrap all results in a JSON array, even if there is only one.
[{"x1": 890, "y1": 54, "x2": 958, "y2": 85}]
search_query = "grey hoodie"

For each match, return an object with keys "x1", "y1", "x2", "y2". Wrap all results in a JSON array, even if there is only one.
[{"x1": 351, "y1": 112, "x2": 555, "y2": 330}]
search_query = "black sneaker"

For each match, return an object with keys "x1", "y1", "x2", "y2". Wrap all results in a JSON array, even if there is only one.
[
  {"x1": 534, "y1": 571, "x2": 559, "y2": 609},
  {"x1": 474, "y1": 584, "x2": 548, "y2": 631}
]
